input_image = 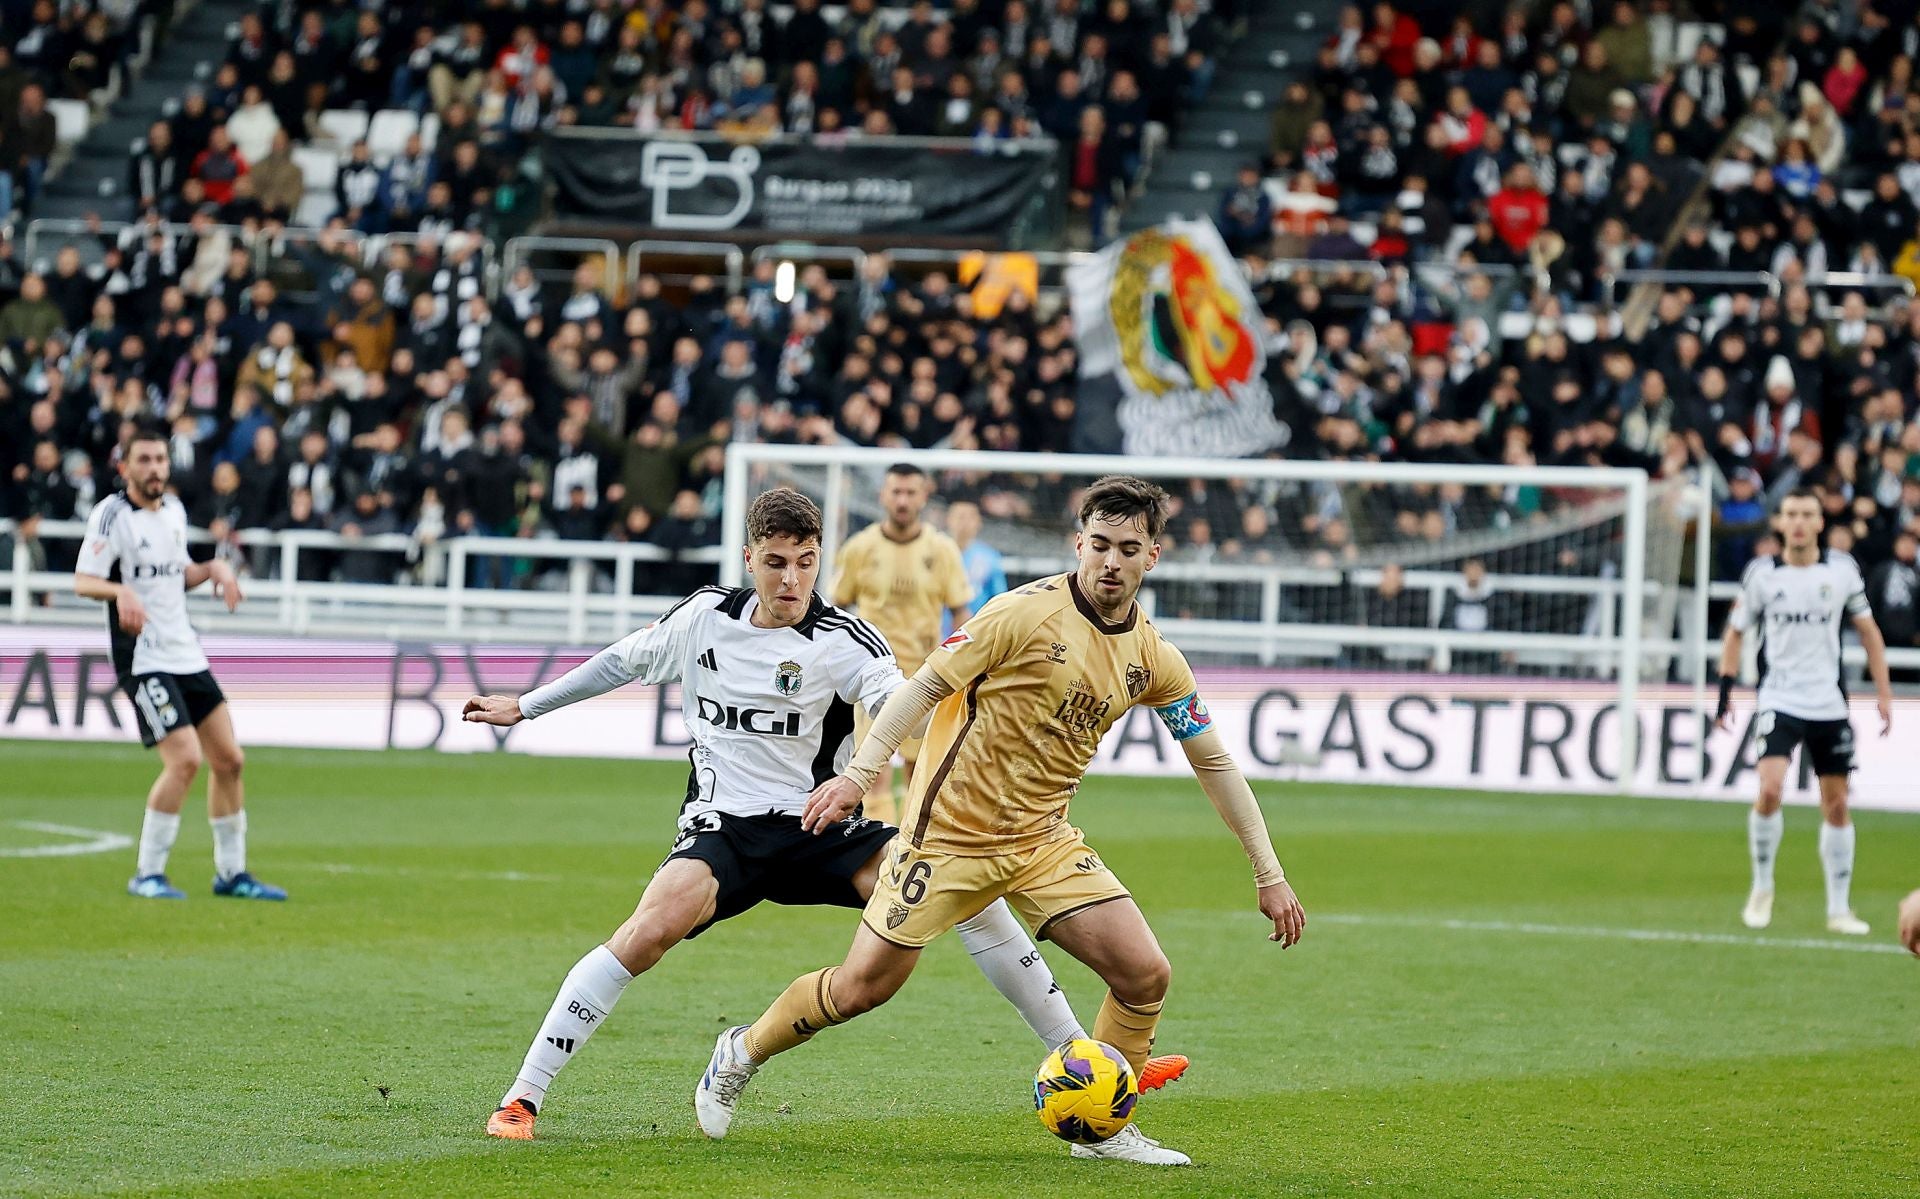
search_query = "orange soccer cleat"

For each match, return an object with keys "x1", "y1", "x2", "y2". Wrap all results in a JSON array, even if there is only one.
[
  {"x1": 1138, "y1": 1054, "x2": 1190, "y2": 1092},
  {"x1": 485, "y1": 1099, "x2": 537, "y2": 1140}
]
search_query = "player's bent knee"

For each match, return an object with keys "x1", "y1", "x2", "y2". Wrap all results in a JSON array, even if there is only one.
[
  {"x1": 1133, "y1": 954, "x2": 1172, "y2": 1004},
  {"x1": 1110, "y1": 952, "x2": 1171, "y2": 1007},
  {"x1": 208, "y1": 746, "x2": 244, "y2": 776},
  {"x1": 828, "y1": 972, "x2": 898, "y2": 1018},
  {"x1": 612, "y1": 909, "x2": 697, "y2": 972}
]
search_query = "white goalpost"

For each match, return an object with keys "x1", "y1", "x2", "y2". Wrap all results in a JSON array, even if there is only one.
[{"x1": 721, "y1": 443, "x2": 1693, "y2": 789}]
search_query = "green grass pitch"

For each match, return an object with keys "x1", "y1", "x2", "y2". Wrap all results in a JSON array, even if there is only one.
[{"x1": 3, "y1": 740, "x2": 1918, "y2": 1198}]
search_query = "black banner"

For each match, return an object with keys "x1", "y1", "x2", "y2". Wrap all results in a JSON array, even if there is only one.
[{"x1": 544, "y1": 131, "x2": 1059, "y2": 243}]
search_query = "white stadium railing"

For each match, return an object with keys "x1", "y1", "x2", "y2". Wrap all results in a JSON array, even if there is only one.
[{"x1": 7, "y1": 510, "x2": 1915, "y2": 682}]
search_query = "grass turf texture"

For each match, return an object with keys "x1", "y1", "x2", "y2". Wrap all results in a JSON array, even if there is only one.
[{"x1": 3, "y1": 741, "x2": 1917, "y2": 1198}]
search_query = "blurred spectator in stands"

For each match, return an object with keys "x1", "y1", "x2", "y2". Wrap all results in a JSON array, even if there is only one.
[
  {"x1": 130, "y1": 121, "x2": 179, "y2": 214},
  {"x1": 227, "y1": 85, "x2": 280, "y2": 165},
  {"x1": 1676, "y1": 38, "x2": 1743, "y2": 134},
  {"x1": 0, "y1": 273, "x2": 61, "y2": 348},
  {"x1": 1716, "y1": 467, "x2": 1772, "y2": 579},
  {"x1": 236, "y1": 321, "x2": 313, "y2": 407},
  {"x1": 1352, "y1": 560, "x2": 1427, "y2": 666},
  {"x1": 285, "y1": 428, "x2": 338, "y2": 520},
  {"x1": 236, "y1": 424, "x2": 289, "y2": 530},
  {"x1": 464, "y1": 421, "x2": 534, "y2": 588},
  {"x1": 334, "y1": 488, "x2": 403, "y2": 584},
  {"x1": 5, "y1": 83, "x2": 55, "y2": 217},
  {"x1": 250, "y1": 129, "x2": 304, "y2": 220},
  {"x1": 267, "y1": 487, "x2": 332, "y2": 581},
  {"x1": 1213, "y1": 164, "x2": 1274, "y2": 257},
  {"x1": 1443, "y1": 557, "x2": 1502, "y2": 673},
  {"x1": 15, "y1": 438, "x2": 75, "y2": 573},
  {"x1": 431, "y1": 23, "x2": 490, "y2": 114},
  {"x1": 1869, "y1": 532, "x2": 1920, "y2": 678},
  {"x1": 1489, "y1": 163, "x2": 1547, "y2": 254},
  {"x1": 191, "y1": 126, "x2": 249, "y2": 206}
]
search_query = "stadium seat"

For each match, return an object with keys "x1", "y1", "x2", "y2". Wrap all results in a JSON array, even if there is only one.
[
  {"x1": 316, "y1": 109, "x2": 371, "y2": 148},
  {"x1": 48, "y1": 99, "x2": 91, "y2": 146},
  {"x1": 294, "y1": 191, "x2": 336, "y2": 228},
  {"x1": 292, "y1": 145, "x2": 341, "y2": 192},
  {"x1": 367, "y1": 110, "x2": 420, "y2": 161},
  {"x1": 1672, "y1": 22, "x2": 1716, "y2": 63}
]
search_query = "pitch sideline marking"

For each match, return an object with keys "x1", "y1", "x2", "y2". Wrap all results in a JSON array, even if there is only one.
[
  {"x1": 306, "y1": 862, "x2": 577, "y2": 885},
  {"x1": 1317, "y1": 913, "x2": 1911, "y2": 957},
  {"x1": 0, "y1": 821, "x2": 135, "y2": 858}
]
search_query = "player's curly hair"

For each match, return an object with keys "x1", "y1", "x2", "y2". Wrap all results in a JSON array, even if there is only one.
[
  {"x1": 747, "y1": 487, "x2": 823, "y2": 545},
  {"x1": 1079, "y1": 475, "x2": 1171, "y2": 541}
]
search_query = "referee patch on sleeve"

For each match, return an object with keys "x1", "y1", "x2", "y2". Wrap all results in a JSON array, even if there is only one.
[{"x1": 1153, "y1": 692, "x2": 1213, "y2": 741}]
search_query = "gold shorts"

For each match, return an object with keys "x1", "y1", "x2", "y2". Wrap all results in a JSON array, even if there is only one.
[
  {"x1": 860, "y1": 829, "x2": 1130, "y2": 949},
  {"x1": 854, "y1": 704, "x2": 923, "y2": 764}
]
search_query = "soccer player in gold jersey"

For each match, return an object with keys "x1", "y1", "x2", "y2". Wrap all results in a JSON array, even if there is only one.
[
  {"x1": 695, "y1": 476, "x2": 1306, "y2": 1165},
  {"x1": 830, "y1": 463, "x2": 974, "y2": 825}
]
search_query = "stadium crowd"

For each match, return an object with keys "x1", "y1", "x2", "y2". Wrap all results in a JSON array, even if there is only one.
[{"x1": 0, "y1": 1, "x2": 1915, "y2": 657}]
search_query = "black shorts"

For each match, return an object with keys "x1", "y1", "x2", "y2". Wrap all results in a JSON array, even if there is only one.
[
  {"x1": 1756, "y1": 710, "x2": 1856, "y2": 776},
  {"x1": 124, "y1": 671, "x2": 227, "y2": 748},
  {"x1": 663, "y1": 811, "x2": 898, "y2": 939}
]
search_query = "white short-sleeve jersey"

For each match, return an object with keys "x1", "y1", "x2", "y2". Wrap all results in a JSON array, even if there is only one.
[
  {"x1": 1728, "y1": 550, "x2": 1871, "y2": 721},
  {"x1": 521, "y1": 586, "x2": 902, "y2": 829},
  {"x1": 74, "y1": 493, "x2": 210, "y2": 678}
]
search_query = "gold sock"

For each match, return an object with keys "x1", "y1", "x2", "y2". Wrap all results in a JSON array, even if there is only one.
[
  {"x1": 1092, "y1": 991, "x2": 1164, "y2": 1076},
  {"x1": 743, "y1": 967, "x2": 844, "y2": 1062}
]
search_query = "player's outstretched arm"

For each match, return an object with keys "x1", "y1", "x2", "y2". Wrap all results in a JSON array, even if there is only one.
[
  {"x1": 1852, "y1": 614, "x2": 1895, "y2": 736},
  {"x1": 1178, "y1": 726, "x2": 1305, "y2": 947},
  {"x1": 184, "y1": 558, "x2": 244, "y2": 612},
  {"x1": 465, "y1": 643, "x2": 644, "y2": 727},
  {"x1": 801, "y1": 663, "x2": 955, "y2": 832}
]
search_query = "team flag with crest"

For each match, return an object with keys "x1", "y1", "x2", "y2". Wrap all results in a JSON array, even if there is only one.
[{"x1": 1067, "y1": 219, "x2": 1290, "y2": 459}]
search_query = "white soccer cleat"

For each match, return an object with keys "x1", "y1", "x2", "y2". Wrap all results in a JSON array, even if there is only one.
[
  {"x1": 695, "y1": 1025, "x2": 759, "y2": 1138},
  {"x1": 1827, "y1": 912, "x2": 1871, "y2": 936},
  {"x1": 1741, "y1": 888, "x2": 1774, "y2": 930},
  {"x1": 1069, "y1": 1124, "x2": 1192, "y2": 1166}
]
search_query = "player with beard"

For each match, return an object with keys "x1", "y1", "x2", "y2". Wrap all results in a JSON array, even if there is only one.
[{"x1": 74, "y1": 423, "x2": 285, "y2": 901}]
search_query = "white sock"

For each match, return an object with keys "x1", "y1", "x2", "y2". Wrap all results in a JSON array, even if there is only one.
[
  {"x1": 136, "y1": 809, "x2": 181, "y2": 878},
  {"x1": 1748, "y1": 809, "x2": 1783, "y2": 891},
  {"x1": 956, "y1": 899, "x2": 1086, "y2": 1050},
  {"x1": 503, "y1": 944, "x2": 634, "y2": 1112},
  {"x1": 1819, "y1": 822, "x2": 1856, "y2": 917},
  {"x1": 210, "y1": 812, "x2": 247, "y2": 881}
]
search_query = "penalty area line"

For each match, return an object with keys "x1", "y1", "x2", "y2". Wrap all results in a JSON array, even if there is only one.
[
  {"x1": 1317, "y1": 913, "x2": 1911, "y2": 957},
  {"x1": 0, "y1": 821, "x2": 135, "y2": 858}
]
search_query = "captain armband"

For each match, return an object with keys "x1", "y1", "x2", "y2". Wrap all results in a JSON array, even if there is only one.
[{"x1": 1153, "y1": 692, "x2": 1215, "y2": 741}]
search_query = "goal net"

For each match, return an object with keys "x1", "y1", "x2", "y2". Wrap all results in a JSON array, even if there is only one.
[{"x1": 721, "y1": 444, "x2": 1692, "y2": 775}]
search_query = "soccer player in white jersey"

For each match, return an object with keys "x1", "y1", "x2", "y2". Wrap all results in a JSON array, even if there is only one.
[
  {"x1": 1715, "y1": 488, "x2": 1894, "y2": 935},
  {"x1": 73, "y1": 424, "x2": 285, "y2": 902},
  {"x1": 462, "y1": 488, "x2": 1185, "y2": 1142}
]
